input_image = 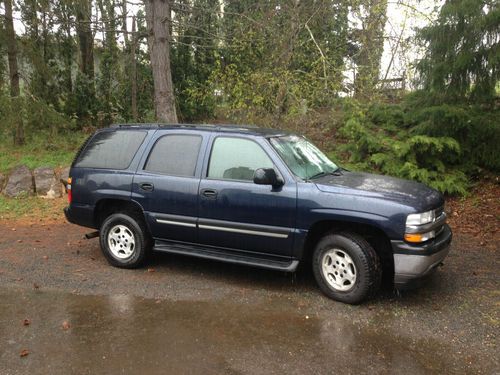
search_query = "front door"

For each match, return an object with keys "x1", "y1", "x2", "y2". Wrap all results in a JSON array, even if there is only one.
[
  {"x1": 132, "y1": 131, "x2": 206, "y2": 243},
  {"x1": 198, "y1": 135, "x2": 297, "y2": 258}
]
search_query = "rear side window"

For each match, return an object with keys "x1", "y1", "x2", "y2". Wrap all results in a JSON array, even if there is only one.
[
  {"x1": 74, "y1": 130, "x2": 147, "y2": 169},
  {"x1": 144, "y1": 134, "x2": 202, "y2": 177}
]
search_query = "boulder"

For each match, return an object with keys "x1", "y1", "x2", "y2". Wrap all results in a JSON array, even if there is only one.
[
  {"x1": 34, "y1": 167, "x2": 61, "y2": 199},
  {"x1": 59, "y1": 166, "x2": 71, "y2": 194},
  {"x1": 4, "y1": 165, "x2": 34, "y2": 197}
]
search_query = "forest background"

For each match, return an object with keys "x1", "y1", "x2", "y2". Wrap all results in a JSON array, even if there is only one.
[{"x1": 0, "y1": 0, "x2": 498, "y2": 196}]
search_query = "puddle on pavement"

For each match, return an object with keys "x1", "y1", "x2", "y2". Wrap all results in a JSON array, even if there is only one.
[{"x1": 0, "y1": 287, "x2": 477, "y2": 374}]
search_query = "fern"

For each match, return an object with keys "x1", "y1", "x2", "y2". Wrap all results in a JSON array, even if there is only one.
[{"x1": 336, "y1": 103, "x2": 471, "y2": 195}]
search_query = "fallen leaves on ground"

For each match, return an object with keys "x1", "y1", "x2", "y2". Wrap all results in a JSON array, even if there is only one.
[
  {"x1": 62, "y1": 321, "x2": 71, "y2": 330},
  {"x1": 447, "y1": 179, "x2": 499, "y2": 251},
  {"x1": 22, "y1": 319, "x2": 31, "y2": 326},
  {"x1": 20, "y1": 349, "x2": 29, "y2": 357}
]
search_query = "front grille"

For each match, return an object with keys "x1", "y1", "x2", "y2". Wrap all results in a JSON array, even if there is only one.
[
  {"x1": 433, "y1": 206, "x2": 446, "y2": 237},
  {"x1": 435, "y1": 225, "x2": 445, "y2": 237},
  {"x1": 434, "y1": 206, "x2": 444, "y2": 218}
]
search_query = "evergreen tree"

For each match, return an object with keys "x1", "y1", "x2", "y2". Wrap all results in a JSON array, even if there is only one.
[{"x1": 416, "y1": 0, "x2": 500, "y2": 104}]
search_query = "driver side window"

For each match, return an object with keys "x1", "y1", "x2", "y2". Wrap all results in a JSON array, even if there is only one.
[{"x1": 208, "y1": 137, "x2": 274, "y2": 181}]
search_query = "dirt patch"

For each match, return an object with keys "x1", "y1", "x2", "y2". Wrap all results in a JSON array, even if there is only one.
[
  {"x1": 446, "y1": 178, "x2": 499, "y2": 250},
  {"x1": 0, "y1": 179, "x2": 498, "y2": 373},
  {"x1": 0, "y1": 218, "x2": 499, "y2": 373}
]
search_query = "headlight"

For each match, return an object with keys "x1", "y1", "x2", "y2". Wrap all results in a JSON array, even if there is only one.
[
  {"x1": 406, "y1": 210, "x2": 435, "y2": 226},
  {"x1": 405, "y1": 210, "x2": 438, "y2": 243}
]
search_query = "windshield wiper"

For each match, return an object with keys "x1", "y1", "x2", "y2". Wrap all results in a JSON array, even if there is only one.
[{"x1": 308, "y1": 168, "x2": 343, "y2": 180}]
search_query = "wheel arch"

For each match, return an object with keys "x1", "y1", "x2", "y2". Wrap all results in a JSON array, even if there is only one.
[
  {"x1": 94, "y1": 198, "x2": 147, "y2": 229},
  {"x1": 302, "y1": 219, "x2": 394, "y2": 284}
]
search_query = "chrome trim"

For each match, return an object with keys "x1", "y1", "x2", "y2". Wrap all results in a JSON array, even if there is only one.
[
  {"x1": 198, "y1": 224, "x2": 289, "y2": 239},
  {"x1": 156, "y1": 219, "x2": 196, "y2": 228}
]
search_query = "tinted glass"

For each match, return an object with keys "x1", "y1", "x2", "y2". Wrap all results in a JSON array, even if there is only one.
[
  {"x1": 145, "y1": 134, "x2": 202, "y2": 176},
  {"x1": 75, "y1": 130, "x2": 147, "y2": 169},
  {"x1": 208, "y1": 137, "x2": 274, "y2": 181}
]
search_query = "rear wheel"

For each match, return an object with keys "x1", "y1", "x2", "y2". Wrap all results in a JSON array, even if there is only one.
[
  {"x1": 312, "y1": 231, "x2": 381, "y2": 304},
  {"x1": 99, "y1": 212, "x2": 151, "y2": 268}
]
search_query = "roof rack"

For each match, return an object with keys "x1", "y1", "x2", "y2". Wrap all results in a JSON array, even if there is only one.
[
  {"x1": 110, "y1": 123, "x2": 258, "y2": 131},
  {"x1": 110, "y1": 123, "x2": 159, "y2": 128}
]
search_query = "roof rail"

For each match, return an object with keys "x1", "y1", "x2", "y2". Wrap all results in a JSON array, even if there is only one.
[
  {"x1": 162, "y1": 123, "x2": 218, "y2": 129},
  {"x1": 109, "y1": 123, "x2": 261, "y2": 132},
  {"x1": 110, "y1": 123, "x2": 159, "y2": 128}
]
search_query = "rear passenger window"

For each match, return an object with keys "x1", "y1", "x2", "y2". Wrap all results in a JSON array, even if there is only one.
[
  {"x1": 75, "y1": 130, "x2": 146, "y2": 169},
  {"x1": 145, "y1": 134, "x2": 202, "y2": 176}
]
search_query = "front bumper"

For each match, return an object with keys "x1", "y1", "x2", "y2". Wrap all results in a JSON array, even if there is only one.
[{"x1": 391, "y1": 224, "x2": 452, "y2": 289}]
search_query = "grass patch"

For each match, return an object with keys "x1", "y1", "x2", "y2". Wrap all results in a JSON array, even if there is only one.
[
  {"x1": 0, "y1": 131, "x2": 88, "y2": 174},
  {"x1": 0, "y1": 195, "x2": 66, "y2": 221}
]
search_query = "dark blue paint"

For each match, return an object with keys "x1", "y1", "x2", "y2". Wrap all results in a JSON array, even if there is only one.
[{"x1": 65, "y1": 124, "x2": 449, "y2": 270}]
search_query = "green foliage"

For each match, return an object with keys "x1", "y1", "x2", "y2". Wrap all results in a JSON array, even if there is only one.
[
  {"x1": 0, "y1": 128, "x2": 87, "y2": 174},
  {"x1": 0, "y1": 90, "x2": 85, "y2": 173},
  {"x1": 400, "y1": 91, "x2": 500, "y2": 171},
  {"x1": 0, "y1": 90, "x2": 76, "y2": 137},
  {"x1": 203, "y1": 0, "x2": 349, "y2": 120},
  {"x1": 169, "y1": 0, "x2": 220, "y2": 121},
  {"x1": 337, "y1": 101, "x2": 469, "y2": 195},
  {"x1": 416, "y1": 0, "x2": 500, "y2": 104},
  {"x1": 0, "y1": 0, "x2": 496, "y2": 199}
]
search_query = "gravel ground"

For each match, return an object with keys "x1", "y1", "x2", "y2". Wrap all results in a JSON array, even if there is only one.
[{"x1": 0, "y1": 219, "x2": 498, "y2": 374}]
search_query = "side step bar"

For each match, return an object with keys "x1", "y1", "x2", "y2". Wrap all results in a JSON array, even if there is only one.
[{"x1": 154, "y1": 242, "x2": 299, "y2": 272}]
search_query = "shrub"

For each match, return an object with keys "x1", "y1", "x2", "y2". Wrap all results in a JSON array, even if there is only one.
[
  {"x1": 336, "y1": 102, "x2": 469, "y2": 195},
  {"x1": 408, "y1": 104, "x2": 500, "y2": 171}
]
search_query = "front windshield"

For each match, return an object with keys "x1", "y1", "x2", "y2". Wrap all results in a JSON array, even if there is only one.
[{"x1": 269, "y1": 135, "x2": 338, "y2": 180}]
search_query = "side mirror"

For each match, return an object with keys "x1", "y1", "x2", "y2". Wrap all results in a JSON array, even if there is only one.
[{"x1": 253, "y1": 168, "x2": 284, "y2": 187}]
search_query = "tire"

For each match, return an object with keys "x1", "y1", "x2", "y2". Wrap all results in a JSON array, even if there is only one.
[
  {"x1": 312, "y1": 231, "x2": 381, "y2": 304},
  {"x1": 99, "y1": 212, "x2": 151, "y2": 268}
]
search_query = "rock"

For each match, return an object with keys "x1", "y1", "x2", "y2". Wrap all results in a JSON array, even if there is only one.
[
  {"x1": 0, "y1": 173, "x2": 5, "y2": 193},
  {"x1": 4, "y1": 165, "x2": 34, "y2": 197},
  {"x1": 59, "y1": 166, "x2": 71, "y2": 194},
  {"x1": 34, "y1": 167, "x2": 61, "y2": 199}
]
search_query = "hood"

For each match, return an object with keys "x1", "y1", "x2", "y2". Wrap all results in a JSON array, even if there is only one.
[{"x1": 314, "y1": 171, "x2": 444, "y2": 212}]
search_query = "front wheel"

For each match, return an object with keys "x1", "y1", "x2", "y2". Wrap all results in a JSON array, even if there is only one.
[
  {"x1": 312, "y1": 231, "x2": 381, "y2": 304},
  {"x1": 99, "y1": 212, "x2": 151, "y2": 268}
]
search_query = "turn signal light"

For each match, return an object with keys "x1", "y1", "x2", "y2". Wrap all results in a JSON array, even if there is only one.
[
  {"x1": 404, "y1": 230, "x2": 436, "y2": 243},
  {"x1": 404, "y1": 233, "x2": 423, "y2": 243}
]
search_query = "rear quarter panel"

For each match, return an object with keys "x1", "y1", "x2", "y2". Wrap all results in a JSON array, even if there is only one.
[{"x1": 68, "y1": 129, "x2": 157, "y2": 228}]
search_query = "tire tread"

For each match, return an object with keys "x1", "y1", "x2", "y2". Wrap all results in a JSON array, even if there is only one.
[{"x1": 312, "y1": 230, "x2": 381, "y2": 304}]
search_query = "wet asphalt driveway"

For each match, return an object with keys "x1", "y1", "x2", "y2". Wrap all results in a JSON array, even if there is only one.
[{"x1": 0, "y1": 221, "x2": 498, "y2": 374}]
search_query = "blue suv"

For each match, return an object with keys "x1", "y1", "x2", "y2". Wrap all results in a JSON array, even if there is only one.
[{"x1": 64, "y1": 124, "x2": 452, "y2": 304}]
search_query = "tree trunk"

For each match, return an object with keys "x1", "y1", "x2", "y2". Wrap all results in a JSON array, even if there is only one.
[
  {"x1": 75, "y1": 0, "x2": 94, "y2": 79},
  {"x1": 122, "y1": 0, "x2": 129, "y2": 46},
  {"x1": 63, "y1": 6, "x2": 74, "y2": 93},
  {"x1": 354, "y1": 0, "x2": 388, "y2": 99},
  {"x1": 144, "y1": 0, "x2": 178, "y2": 123},
  {"x1": 4, "y1": 0, "x2": 25, "y2": 145},
  {"x1": 130, "y1": 16, "x2": 138, "y2": 121}
]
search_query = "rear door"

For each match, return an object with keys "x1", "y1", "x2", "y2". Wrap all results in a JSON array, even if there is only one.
[{"x1": 132, "y1": 130, "x2": 208, "y2": 243}]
